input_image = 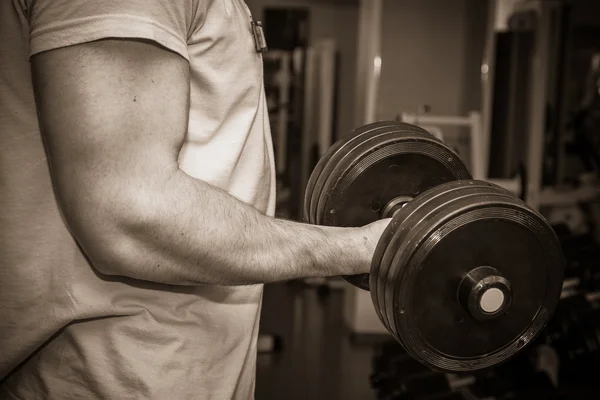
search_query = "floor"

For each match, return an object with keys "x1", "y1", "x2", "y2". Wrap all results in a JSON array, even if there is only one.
[
  {"x1": 256, "y1": 282, "x2": 385, "y2": 400},
  {"x1": 254, "y1": 282, "x2": 600, "y2": 400}
]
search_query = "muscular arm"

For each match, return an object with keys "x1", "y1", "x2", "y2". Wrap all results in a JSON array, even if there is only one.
[{"x1": 32, "y1": 39, "x2": 374, "y2": 285}]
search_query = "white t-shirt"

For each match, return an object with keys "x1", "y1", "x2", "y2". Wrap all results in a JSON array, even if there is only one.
[{"x1": 0, "y1": 0, "x2": 276, "y2": 399}]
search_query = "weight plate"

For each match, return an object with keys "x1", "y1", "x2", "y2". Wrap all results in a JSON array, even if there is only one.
[
  {"x1": 316, "y1": 124, "x2": 471, "y2": 290},
  {"x1": 372, "y1": 181, "x2": 492, "y2": 333},
  {"x1": 387, "y1": 188, "x2": 548, "y2": 362},
  {"x1": 382, "y1": 184, "x2": 510, "y2": 340},
  {"x1": 385, "y1": 181, "x2": 564, "y2": 372},
  {"x1": 310, "y1": 122, "x2": 429, "y2": 224},
  {"x1": 316, "y1": 125, "x2": 445, "y2": 226},
  {"x1": 304, "y1": 121, "x2": 401, "y2": 223},
  {"x1": 382, "y1": 184, "x2": 517, "y2": 340},
  {"x1": 373, "y1": 181, "x2": 498, "y2": 335}
]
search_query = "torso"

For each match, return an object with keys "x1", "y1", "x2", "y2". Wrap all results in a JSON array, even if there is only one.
[{"x1": 0, "y1": 0, "x2": 275, "y2": 398}]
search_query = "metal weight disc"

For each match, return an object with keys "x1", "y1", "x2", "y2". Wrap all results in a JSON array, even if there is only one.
[
  {"x1": 306, "y1": 121, "x2": 402, "y2": 222},
  {"x1": 383, "y1": 183, "x2": 518, "y2": 336},
  {"x1": 385, "y1": 181, "x2": 564, "y2": 372},
  {"x1": 386, "y1": 184, "x2": 562, "y2": 369},
  {"x1": 315, "y1": 124, "x2": 443, "y2": 226},
  {"x1": 303, "y1": 121, "x2": 400, "y2": 222},
  {"x1": 372, "y1": 181, "x2": 499, "y2": 335},
  {"x1": 316, "y1": 124, "x2": 471, "y2": 290},
  {"x1": 309, "y1": 122, "x2": 428, "y2": 224},
  {"x1": 380, "y1": 182, "x2": 515, "y2": 338}
]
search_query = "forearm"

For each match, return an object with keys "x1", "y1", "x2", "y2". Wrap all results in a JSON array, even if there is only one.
[{"x1": 82, "y1": 169, "x2": 367, "y2": 285}]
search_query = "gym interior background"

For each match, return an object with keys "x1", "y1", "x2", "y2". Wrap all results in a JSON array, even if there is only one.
[{"x1": 249, "y1": 0, "x2": 600, "y2": 399}]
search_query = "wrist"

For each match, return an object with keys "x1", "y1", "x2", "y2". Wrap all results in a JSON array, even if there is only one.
[{"x1": 321, "y1": 226, "x2": 370, "y2": 276}]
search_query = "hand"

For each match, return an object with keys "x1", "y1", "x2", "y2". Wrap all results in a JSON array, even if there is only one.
[
  {"x1": 346, "y1": 218, "x2": 393, "y2": 275},
  {"x1": 362, "y1": 218, "x2": 393, "y2": 259}
]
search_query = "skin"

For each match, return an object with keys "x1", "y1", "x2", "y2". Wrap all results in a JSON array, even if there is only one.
[{"x1": 31, "y1": 38, "x2": 390, "y2": 286}]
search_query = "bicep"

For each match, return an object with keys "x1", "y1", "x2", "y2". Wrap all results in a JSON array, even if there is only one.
[{"x1": 31, "y1": 39, "x2": 189, "y2": 235}]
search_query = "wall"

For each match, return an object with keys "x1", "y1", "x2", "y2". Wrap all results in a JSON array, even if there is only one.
[
  {"x1": 247, "y1": 0, "x2": 360, "y2": 139},
  {"x1": 247, "y1": 0, "x2": 488, "y2": 136},
  {"x1": 377, "y1": 0, "x2": 488, "y2": 120}
]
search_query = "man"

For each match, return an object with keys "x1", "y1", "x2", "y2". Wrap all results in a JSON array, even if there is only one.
[{"x1": 0, "y1": 0, "x2": 388, "y2": 399}]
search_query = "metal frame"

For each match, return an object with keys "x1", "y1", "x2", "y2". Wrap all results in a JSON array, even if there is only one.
[
  {"x1": 401, "y1": 111, "x2": 523, "y2": 197},
  {"x1": 555, "y1": 4, "x2": 573, "y2": 185},
  {"x1": 519, "y1": 1, "x2": 553, "y2": 210},
  {"x1": 301, "y1": 47, "x2": 316, "y2": 208},
  {"x1": 401, "y1": 112, "x2": 486, "y2": 179},
  {"x1": 316, "y1": 39, "x2": 337, "y2": 157},
  {"x1": 299, "y1": 41, "x2": 338, "y2": 215},
  {"x1": 354, "y1": 0, "x2": 382, "y2": 127},
  {"x1": 400, "y1": 107, "x2": 600, "y2": 207}
]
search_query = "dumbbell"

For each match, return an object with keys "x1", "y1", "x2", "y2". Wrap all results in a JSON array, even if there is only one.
[{"x1": 304, "y1": 121, "x2": 565, "y2": 373}]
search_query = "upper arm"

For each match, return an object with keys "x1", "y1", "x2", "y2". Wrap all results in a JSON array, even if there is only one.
[{"x1": 32, "y1": 39, "x2": 189, "y2": 245}]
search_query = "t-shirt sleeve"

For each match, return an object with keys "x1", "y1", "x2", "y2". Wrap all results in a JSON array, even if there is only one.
[{"x1": 27, "y1": 0, "x2": 198, "y2": 61}]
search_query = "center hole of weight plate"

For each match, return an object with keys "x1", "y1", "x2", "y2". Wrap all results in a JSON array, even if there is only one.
[
  {"x1": 381, "y1": 196, "x2": 414, "y2": 218},
  {"x1": 458, "y1": 266, "x2": 512, "y2": 321},
  {"x1": 480, "y1": 288, "x2": 505, "y2": 313}
]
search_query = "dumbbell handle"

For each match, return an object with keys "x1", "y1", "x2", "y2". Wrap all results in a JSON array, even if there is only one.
[{"x1": 381, "y1": 196, "x2": 414, "y2": 218}]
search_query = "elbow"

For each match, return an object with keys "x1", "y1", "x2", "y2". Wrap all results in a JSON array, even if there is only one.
[
  {"x1": 75, "y1": 221, "x2": 141, "y2": 278},
  {"x1": 52, "y1": 169, "x2": 175, "y2": 279},
  {"x1": 82, "y1": 232, "x2": 140, "y2": 278},
  {"x1": 63, "y1": 199, "x2": 148, "y2": 278}
]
